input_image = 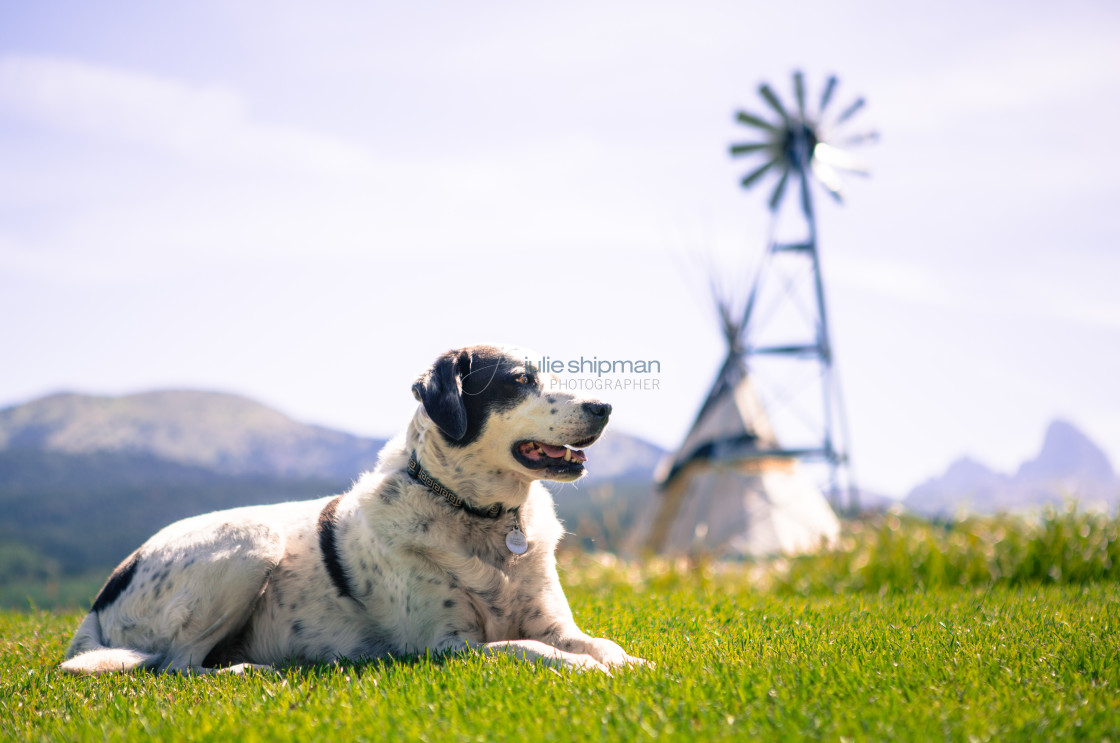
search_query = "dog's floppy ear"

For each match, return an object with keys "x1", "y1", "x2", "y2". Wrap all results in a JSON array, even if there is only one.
[{"x1": 412, "y1": 349, "x2": 470, "y2": 441}]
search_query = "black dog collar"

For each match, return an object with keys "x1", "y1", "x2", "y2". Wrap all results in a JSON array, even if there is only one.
[{"x1": 407, "y1": 451, "x2": 503, "y2": 519}]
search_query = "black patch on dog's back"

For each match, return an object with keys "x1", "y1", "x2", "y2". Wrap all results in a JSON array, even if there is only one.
[
  {"x1": 91, "y1": 551, "x2": 140, "y2": 613},
  {"x1": 317, "y1": 496, "x2": 358, "y2": 603}
]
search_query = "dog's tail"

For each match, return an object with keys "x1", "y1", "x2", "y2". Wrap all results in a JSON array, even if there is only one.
[{"x1": 59, "y1": 612, "x2": 162, "y2": 675}]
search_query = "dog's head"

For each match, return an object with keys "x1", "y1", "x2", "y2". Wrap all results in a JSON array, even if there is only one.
[{"x1": 411, "y1": 345, "x2": 610, "y2": 482}]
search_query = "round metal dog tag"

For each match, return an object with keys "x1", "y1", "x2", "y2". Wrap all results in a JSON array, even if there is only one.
[{"x1": 505, "y1": 529, "x2": 528, "y2": 555}]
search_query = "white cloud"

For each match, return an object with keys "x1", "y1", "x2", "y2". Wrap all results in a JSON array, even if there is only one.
[{"x1": 0, "y1": 54, "x2": 374, "y2": 175}]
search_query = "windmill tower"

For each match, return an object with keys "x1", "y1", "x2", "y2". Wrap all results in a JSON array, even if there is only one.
[
  {"x1": 631, "y1": 71, "x2": 873, "y2": 559},
  {"x1": 728, "y1": 71, "x2": 875, "y2": 511}
]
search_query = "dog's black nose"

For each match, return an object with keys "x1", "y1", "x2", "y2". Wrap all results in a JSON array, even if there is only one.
[{"x1": 582, "y1": 402, "x2": 611, "y2": 419}]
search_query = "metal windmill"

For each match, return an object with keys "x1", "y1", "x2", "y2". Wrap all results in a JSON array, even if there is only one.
[{"x1": 728, "y1": 70, "x2": 876, "y2": 511}]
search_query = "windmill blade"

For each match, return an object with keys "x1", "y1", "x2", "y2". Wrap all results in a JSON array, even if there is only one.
[
  {"x1": 833, "y1": 97, "x2": 866, "y2": 126},
  {"x1": 729, "y1": 142, "x2": 771, "y2": 157},
  {"x1": 811, "y1": 160, "x2": 845, "y2": 201},
  {"x1": 757, "y1": 84, "x2": 789, "y2": 124},
  {"x1": 818, "y1": 75, "x2": 839, "y2": 117},
  {"x1": 833, "y1": 130, "x2": 880, "y2": 148},
  {"x1": 768, "y1": 164, "x2": 791, "y2": 212},
  {"x1": 813, "y1": 142, "x2": 871, "y2": 176},
  {"x1": 793, "y1": 71, "x2": 807, "y2": 121},
  {"x1": 735, "y1": 110, "x2": 775, "y2": 131},
  {"x1": 739, "y1": 158, "x2": 776, "y2": 190}
]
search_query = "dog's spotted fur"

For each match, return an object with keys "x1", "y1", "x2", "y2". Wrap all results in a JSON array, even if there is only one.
[{"x1": 60, "y1": 345, "x2": 647, "y2": 675}]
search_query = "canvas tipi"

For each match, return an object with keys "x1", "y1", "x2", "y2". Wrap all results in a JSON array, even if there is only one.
[{"x1": 636, "y1": 301, "x2": 841, "y2": 558}]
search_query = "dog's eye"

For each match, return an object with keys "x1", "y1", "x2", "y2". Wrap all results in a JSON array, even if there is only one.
[{"x1": 515, "y1": 373, "x2": 530, "y2": 384}]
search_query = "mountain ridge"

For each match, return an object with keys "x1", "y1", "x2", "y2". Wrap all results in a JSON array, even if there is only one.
[
  {"x1": 0, "y1": 389, "x2": 387, "y2": 480},
  {"x1": 904, "y1": 419, "x2": 1119, "y2": 516},
  {"x1": 0, "y1": 388, "x2": 664, "y2": 482}
]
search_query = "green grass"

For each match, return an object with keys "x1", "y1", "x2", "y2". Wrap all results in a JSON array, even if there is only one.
[
  {"x1": 3, "y1": 557, "x2": 1118, "y2": 742},
  {"x1": 767, "y1": 504, "x2": 1120, "y2": 595}
]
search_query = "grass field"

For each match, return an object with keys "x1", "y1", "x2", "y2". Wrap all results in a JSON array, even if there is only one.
[{"x1": 3, "y1": 550, "x2": 1118, "y2": 742}]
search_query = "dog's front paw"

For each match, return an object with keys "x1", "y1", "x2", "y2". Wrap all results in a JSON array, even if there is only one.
[
  {"x1": 550, "y1": 651, "x2": 613, "y2": 675},
  {"x1": 581, "y1": 638, "x2": 652, "y2": 670},
  {"x1": 484, "y1": 639, "x2": 612, "y2": 675},
  {"x1": 621, "y1": 654, "x2": 653, "y2": 669}
]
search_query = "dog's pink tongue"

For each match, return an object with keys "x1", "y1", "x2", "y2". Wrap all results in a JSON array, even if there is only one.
[
  {"x1": 538, "y1": 443, "x2": 568, "y2": 458},
  {"x1": 570, "y1": 449, "x2": 587, "y2": 463}
]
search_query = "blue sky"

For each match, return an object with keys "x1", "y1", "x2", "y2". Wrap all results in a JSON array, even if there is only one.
[{"x1": 1, "y1": 0, "x2": 1118, "y2": 496}]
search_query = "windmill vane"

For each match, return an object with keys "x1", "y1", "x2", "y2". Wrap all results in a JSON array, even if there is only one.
[{"x1": 730, "y1": 71, "x2": 877, "y2": 212}]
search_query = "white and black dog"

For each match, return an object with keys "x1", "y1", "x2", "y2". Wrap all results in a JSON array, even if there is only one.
[{"x1": 61, "y1": 345, "x2": 647, "y2": 675}]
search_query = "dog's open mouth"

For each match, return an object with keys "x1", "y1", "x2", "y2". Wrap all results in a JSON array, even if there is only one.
[{"x1": 512, "y1": 436, "x2": 598, "y2": 474}]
